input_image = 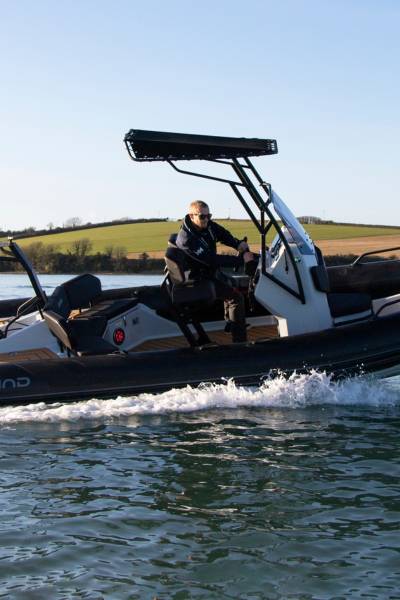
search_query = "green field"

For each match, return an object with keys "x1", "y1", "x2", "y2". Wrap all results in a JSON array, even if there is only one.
[{"x1": 8, "y1": 220, "x2": 400, "y2": 255}]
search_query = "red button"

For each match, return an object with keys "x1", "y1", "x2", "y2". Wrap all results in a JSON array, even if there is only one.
[{"x1": 113, "y1": 328, "x2": 125, "y2": 345}]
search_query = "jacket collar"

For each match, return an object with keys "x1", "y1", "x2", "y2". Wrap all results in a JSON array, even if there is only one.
[{"x1": 183, "y1": 214, "x2": 207, "y2": 235}]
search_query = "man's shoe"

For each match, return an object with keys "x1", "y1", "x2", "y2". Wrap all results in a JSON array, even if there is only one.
[{"x1": 231, "y1": 322, "x2": 247, "y2": 343}]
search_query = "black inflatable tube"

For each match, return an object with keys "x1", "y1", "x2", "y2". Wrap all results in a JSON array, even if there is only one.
[{"x1": 0, "y1": 313, "x2": 399, "y2": 406}]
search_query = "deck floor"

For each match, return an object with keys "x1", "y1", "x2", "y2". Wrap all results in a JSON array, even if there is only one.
[
  {"x1": 0, "y1": 348, "x2": 59, "y2": 363},
  {"x1": 132, "y1": 323, "x2": 278, "y2": 352},
  {"x1": 0, "y1": 325, "x2": 279, "y2": 360}
]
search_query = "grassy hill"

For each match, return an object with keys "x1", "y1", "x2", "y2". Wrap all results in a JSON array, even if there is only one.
[{"x1": 8, "y1": 220, "x2": 400, "y2": 255}]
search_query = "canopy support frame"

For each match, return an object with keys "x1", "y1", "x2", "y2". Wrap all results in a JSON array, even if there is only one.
[{"x1": 166, "y1": 158, "x2": 306, "y2": 304}]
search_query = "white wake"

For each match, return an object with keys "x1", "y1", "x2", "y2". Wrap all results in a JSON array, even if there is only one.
[{"x1": 0, "y1": 371, "x2": 399, "y2": 425}]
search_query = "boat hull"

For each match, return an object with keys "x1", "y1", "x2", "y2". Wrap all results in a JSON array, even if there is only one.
[{"x1": 0, "y1": 313, "x2": 399, "y2": 405}]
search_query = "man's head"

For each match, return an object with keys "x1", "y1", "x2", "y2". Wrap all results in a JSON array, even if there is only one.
[{"x1": 188, "y1": 200, "x2": 212, "y2": 230}]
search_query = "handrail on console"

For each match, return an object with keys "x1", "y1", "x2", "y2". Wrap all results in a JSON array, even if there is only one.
[{"x1": 352, "y1": 246, "x2": 400, "y2": 267}]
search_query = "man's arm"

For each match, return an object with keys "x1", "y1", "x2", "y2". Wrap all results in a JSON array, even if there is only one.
[
  {"x1": 213, "y1": 223, "x2": 255, "y2": 265},
  {"x1": 211, "y1": 222, "x2": 241, "y2": 250}
]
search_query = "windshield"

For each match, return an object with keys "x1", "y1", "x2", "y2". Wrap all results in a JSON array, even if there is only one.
[{"x1": 270, "y1": 189, "x2": 314, "y2": 255}]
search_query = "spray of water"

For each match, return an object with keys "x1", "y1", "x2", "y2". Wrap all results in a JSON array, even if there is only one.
[{"x1": 0, "y1": 371, "x2": 398, "y2": 425}]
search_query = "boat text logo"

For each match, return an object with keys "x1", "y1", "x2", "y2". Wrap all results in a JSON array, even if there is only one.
[{"x1": 0, "y1": 377, "x2": 31, "y2": 391}]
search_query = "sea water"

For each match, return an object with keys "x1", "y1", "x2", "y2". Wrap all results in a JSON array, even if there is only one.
[{"x1": 0, "y1": 274, "x2": 399, "y2": 599}]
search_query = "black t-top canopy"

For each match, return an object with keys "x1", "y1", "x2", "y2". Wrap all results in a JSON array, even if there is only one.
[{"x1": 124, "y1": 129, "x2": 278, "y2": 161}]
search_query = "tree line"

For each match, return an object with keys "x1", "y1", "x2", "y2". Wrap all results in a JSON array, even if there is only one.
[
  {"x1": 1, "y1": 237, "x2": 389, "y2": 275},
  {"x1": 0, "y1": 217, "x2": 169, "y2": 240},
  {"x1": 0, "y1": 239, "x2": 165, "y2": 274}
]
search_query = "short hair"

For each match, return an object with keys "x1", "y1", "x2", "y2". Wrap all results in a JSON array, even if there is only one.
[{"x1": 189, "y1": 200, "x2": 209, "y2": 213}]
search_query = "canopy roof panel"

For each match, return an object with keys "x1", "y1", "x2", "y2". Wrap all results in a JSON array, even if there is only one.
[{"x1": 124, "y1": 129, "x2": 278, "y2": 161}]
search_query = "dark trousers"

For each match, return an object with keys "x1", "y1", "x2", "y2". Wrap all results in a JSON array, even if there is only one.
[{"x1": 213, "y1": 278, "x2": 247, "y2": 342}]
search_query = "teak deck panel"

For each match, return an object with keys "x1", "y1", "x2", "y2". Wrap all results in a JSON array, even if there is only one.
[
  {"x1": 0, "y1": 348, "x2": 59, "y2": 363},
  {"x1": 131, "y1": 324, "x2": 278, "y2": 352}
]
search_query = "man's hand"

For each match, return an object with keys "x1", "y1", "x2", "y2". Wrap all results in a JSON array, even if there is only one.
[
  {"x1": 237, "y1": 238, "x2": 253, "y2": 263},
  {"x1": 243, "y1": 251, "x2": 254, "y2": 263}
]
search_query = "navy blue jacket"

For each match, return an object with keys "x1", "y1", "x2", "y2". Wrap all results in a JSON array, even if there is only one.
[{"x1": 176, "y1": 215, "x2": 241, "y2": 279}]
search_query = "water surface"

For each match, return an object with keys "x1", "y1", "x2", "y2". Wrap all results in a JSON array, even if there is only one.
[{"x1": 0, "y1": 275, "x2": 399, "y2": 599}]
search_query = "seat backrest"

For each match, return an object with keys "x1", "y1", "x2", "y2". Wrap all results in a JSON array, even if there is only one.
[
  {"x1": 310, "y1": 246, "x2": 330, "y2": 293},
  {"x1": 46, "y1": 274, "x2": 102, "y2": 320},
  {"x1": 165, "y1": 242, "x2": 188, "y2": 285},
  {"x1": 168, "y1": 233, "x2": 178, "y2": 247},
  {"x1": 42, "y1": 310, "x2": 74, "y2": 351},
  {"x1": 45, "y1": 285, "x2": 71, "y2": 319},
  {"x1": 61, "y1": 274, "x2": 102, "y2": 309},
  {"x1": 327, "y1": 260, "x2": 400, "y2": 299}
]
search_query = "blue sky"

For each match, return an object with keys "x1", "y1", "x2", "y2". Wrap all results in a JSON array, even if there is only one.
[{"x1": 1, "y1": 0, "x2": 399, "y2": 229}]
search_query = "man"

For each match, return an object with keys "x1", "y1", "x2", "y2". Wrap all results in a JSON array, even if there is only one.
[{"x1": 176, "y1": 200, "x2": 253, "y2": 343}]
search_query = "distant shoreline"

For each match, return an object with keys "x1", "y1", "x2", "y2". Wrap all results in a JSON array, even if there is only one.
[{"x1": 0, "y1": 251, "x2": 397, "y2": 278}]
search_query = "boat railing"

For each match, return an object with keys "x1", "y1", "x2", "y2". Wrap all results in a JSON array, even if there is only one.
[
  {"x1": 375, "y1": 297, "x2": 400, "y2": 318},
  {"x1": 352, "y1": 246, "x2": 400, "y2": 266}
]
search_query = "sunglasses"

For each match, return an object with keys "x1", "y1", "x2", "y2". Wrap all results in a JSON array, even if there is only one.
[{"x1": 192, "y1": 213, "x2": 212, "y2": 220}]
